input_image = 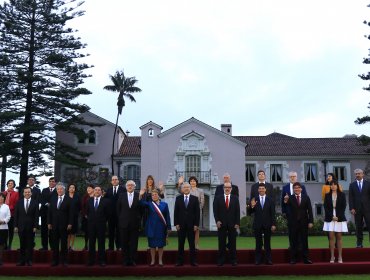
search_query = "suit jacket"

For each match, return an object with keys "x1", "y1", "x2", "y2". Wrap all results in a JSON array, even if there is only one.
[
  {"x1": 349, "y1": 179, "x2": 370, "y2": 213},
  {"x1": 47, "y1": 195, "x2": 74, "y2": 230},
  {"x1": 174, "y1": 194, "x2": 200, "y2": 228},
  {"x1": 215, "y1": 184, "x2": 239, "y2": 197},
  {"x1": 105, "y1": 185, "x2": 126, "y2": 217},
  {"x1": 40, "y1": 187, "x2": 57, "y2": 216},
  {"x1": 87, "y1": 196, "x2": 110, "y2": 227},
  {"x1": 14, "y1": 198, "x2": 39, "y2": 232},
  {"x1": 286, "y1": 193, "x2": 313, "y2": 227},
  {"x1": 251, "y1": 196, "x2": 276, "y2": 230},
  {"x1": 324, "y1": 191, "x2": 347, "y2": 222},
  {"x1": 281, "y1": 183, "x2": 307, "y2": 215},
  {"x1": 116, "y1": 191, "x2": 142, "y2": 229},
  {"x1": 213, "y1": 194, "x2": 240, "y2": 227},
  {"x1": 250, "y1": 182, "x2": 274, "y2": 201}
]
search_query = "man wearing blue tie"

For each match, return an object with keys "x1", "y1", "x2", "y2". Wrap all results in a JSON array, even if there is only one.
[
  {"x1": 250, "y1": 183, "x2": 276, "y2": 265},
  {"x1": 349, "y1": 168, "x2": 370, "y2": 248}
]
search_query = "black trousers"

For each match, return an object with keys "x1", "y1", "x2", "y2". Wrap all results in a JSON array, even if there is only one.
[
  {"x1": 290, "y1": 220, "x2": 309, "y2": 261},
  {"x1": 18, "y1": 229, "x2": 35, "y2": 262},
  {"x1": 120, "y1": 227, "x2": 139, "y2": 265},
  {"x1": 51, "y1": 228, "x2": 68, "y2": 264},
  {"x1": 217, "y1": 225, "x2": 237, "y2": 264},
  {"x1": 108, "y1": 215, "x2": 120, "y2": 250},
  {"x1": 254, "y1": 227, "x2": 272, "y2": 262},
  {"x1": 40, "y1": 214, "x2": 53, "y2": 250},
  {"x1": 177, "y1": 225, "x2": 196, "y2": 264},
  {"x1": 88, "y1": 224, "x2": 106, "y2": 264}
]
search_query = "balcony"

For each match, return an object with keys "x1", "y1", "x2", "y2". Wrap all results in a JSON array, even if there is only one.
[{"x1": 175, "y1": 171, "x2": 211, "y2": 184}]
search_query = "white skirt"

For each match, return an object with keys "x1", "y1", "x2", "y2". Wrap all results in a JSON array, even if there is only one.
[{"x1": 323, "y1": 221, "x2": 348, "y2": 233}]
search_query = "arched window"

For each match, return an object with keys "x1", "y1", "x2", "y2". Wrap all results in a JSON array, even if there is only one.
[
  {"x1": 148, "y1": 128, "x2": 154, "y2": 137},
  {"x1": 88, "y1": 129, "x2": 96, "y2": 144}
]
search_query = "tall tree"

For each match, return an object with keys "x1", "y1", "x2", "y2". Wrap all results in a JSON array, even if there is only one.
[
  {"x1": 0, "y1": 0, "x2": 95, "y2": 190},
  {"x1": 103, "y1": 70, "x2": 141, "y2": 175}
]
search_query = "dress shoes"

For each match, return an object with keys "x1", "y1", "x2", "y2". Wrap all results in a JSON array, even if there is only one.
[
  {"x1": 16, "y1": 261, "x2": 25, "y2": 266},
  {"x1": 62, "y1": 261, "x2": 68, "y2": 267},
  {"x1": 255, "y1": 261, "x2": 261, "y2": 265},
  {"x1": 175, "y1": 262, "x2": 183, "y2": 266},
  {"x1": 266, "y1": 260, "x2": 273, "y2": 265},
  {"x1": 217, "y1": 262, "x2": 224, "y2": 267},
  {"x1": 289, "y1": 260, "x2": 296, "y2": 264},
  {"x1": 231, "y1": 262, "x2": 238, "y2": 266},
  {"x1": 356, "y1": 244, "x2": 363, "y2": 248},
  {"x1": 149, "y1": 263, "x2": 155, "y2": 267},
  {"x1": 191, "y1": 262, "x2": 198, "y2": 266},
  {"x1": 99, "y1": 262, "x2": 106, "y2": 267},
  {"x1": 87, "y1": 262, "x2": 94, "y2": 266},
  {"x1": 26, "y1": 261, "x2": 32, "y2": 266},
  {"x1": 51, "y1": 262, "x2": 59, "y2": 267},
  {"x1": 38, "y1": 248, "x2": 47, "y2": 251},
  {"x1": 303, "y1": 259, "x2": 313, "y2": 264}
]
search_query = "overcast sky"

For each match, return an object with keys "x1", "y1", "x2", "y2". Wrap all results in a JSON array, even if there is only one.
[{"x1": 69, "y1": 0, "x2": 370, "y2": 138}]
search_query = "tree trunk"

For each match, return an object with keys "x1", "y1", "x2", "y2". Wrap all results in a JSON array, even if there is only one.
[
  {"x1": 111, "y1": 111, "x2": 120, "y2": 175},
  {"x1": 19, "y1": 5, "x2": 36, "y2": 191},
  {"x1": 1, "y1": 155, "x2": 6, "y2": 192}
]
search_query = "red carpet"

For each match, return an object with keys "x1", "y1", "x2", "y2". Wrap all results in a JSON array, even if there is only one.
[{"x1": 2, "y1": 248, "x2": 370, "y2": 276}]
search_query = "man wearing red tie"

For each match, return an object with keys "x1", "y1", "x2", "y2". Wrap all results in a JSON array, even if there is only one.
[
  {"x1": 284, "y1": 182, "x2": 313, "y2": 264},
  {"x1": 213, "y1": 182, "x2": 240, "y2": 266}
]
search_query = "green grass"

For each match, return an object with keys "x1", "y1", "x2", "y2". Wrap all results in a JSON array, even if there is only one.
[
  {"x1": 1, "y1": 276, "x2": 370, "y2": 280},
  {"x1": 8, "y1": 233, "x2": 365, "y2": 250}
]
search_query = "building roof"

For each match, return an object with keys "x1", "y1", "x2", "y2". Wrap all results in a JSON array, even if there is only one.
[
  {"x1": 235, "y1": 135, "x2": 368, "y2": 157},
  {"x1": 117, "y1": 136, "x2": 141, "y2": 157}
]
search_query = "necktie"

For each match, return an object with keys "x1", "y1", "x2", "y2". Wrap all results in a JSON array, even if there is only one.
[
  {"x1": 261, "y1": 196, "x2": 264, "y2": 209},
  {"x1": 57, "y1": 197, "x2": 62, "y2": 209},
  {"x1": 113, "y1": 187, "x2": 117, "y2": 196},
  {"x1": 296, "y1": 195, "x2": 300, "y2": 206},
  {"x1": 185, "y1": 195, "x2": 189, "y2": 207},
  {"x1": 5, "y1": 192, "x2": 10, "y2": 205},
  {"x1": 358, "y1": 181, "x2": 362, "y2": 192},
  {"x1": 26, "y1": 199, "x2": 29, "y2": 213},
  {"x1": 226, "y1": 195, "x2": 229, "y2": 209},
  {"x1": 129, "y1": 193, "x2": 133, "y2": 208},
  {"x1": 94, "y1": 198, "x2": 98, "y2": 210}
]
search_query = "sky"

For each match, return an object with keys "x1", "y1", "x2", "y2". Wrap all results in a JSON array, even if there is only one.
[{"x1": 69, "y1": 0, "x2": 370, "y2": 138}]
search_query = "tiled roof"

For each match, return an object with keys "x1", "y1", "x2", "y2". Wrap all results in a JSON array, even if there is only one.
[
  {"x1": 117, "y1": 136, "x2": 141, "y2": 157},
  {"x1": 117, "y1": 134, "x2": 368, "y2": 157},
  {"x1": 235, "y1": 135, "x2": 368, "y2": 156}
]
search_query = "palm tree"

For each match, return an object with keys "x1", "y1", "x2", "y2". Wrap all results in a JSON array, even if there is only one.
[{"x1": 103, "y1": 70, "x2": 141, "y2": 175}]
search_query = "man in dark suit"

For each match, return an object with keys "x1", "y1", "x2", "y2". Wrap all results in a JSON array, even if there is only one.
[
  {"x1": 87, "y1": 185, "x2": 110, "y2": 266},
  {"x1": 105, "y1": 175, "x2": 125, "y2": 250},
  {"x1": 250, "y1": 183, "x2": 276, "y2": 265},
  {"x1": 214, "y1": 173, "x2": 239, "y2": 197},
  {"x1": 14, "y1": 187, "x2": 39, "y2": 266},
  {"x1": 284, "y1": 182, "x2": 313, "y2": 264},
  {"x1": 26, "y1": 176, "x2": 41, "y2": 202},
  {"x1": 213, "y1": 182, "x2": 240, "y2": 266},
  {"x1": 174, "y1": 182, "x2": 200, "y2": 266},
  {"x1": 349, "y1": 168, "x2": 370, "y2": 248},
  {"x1": 47, "y1": 183, "x2": 74, "y2": 266},
  {"x1": 117, "y1": 180, "x2": 142, "y2": 266},
  {"x1": 281, "y1": 171, "x2": 307, "y2": 247},
  {"x1": 250, "y1": 170, "x2": 274, "y2": 201},
  {"x1": 39, "y1": 177, "x2": 57, "y2": 250}
]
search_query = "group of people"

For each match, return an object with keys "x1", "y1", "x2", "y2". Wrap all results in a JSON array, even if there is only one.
[{"x1": 0, "y1": 169, "x2": 369, "y2": 267}]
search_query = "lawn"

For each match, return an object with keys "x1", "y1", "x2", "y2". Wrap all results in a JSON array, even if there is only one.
[
  {"x1": 1, "y1": 276, "x2": 370, "y2": 280},
  {"x1": 8, "y1": 233, "x2": 367, "y2": 250}
]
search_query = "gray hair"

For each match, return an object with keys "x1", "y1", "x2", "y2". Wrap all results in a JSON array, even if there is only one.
[
  {"x1": 288, "y1": 171, "x2": 297, "y2": 177},
  {"x1": 56, "y1": 182, "x2": 65, "y2": 190},
  {"x1": 354, "y1": 169, "x2": 364, "y2": 174},
  {"x1": 181, "y1": 182, "x2": 191, "y2": 189},
  {"x1": 126, "y1": 180, "x2": 136, "y2": 187},
  {"x1": 223, "y1": 173, "x2": 231, "y2": 178}
]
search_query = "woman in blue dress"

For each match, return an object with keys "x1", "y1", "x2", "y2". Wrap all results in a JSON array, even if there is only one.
[{"x1": 139, "y1": 188, "x2": 171, "y2": 266}]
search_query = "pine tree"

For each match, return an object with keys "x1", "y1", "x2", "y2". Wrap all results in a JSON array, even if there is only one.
[{"x1": 0, "y1": 0, "x2": 95, "y2": 190}]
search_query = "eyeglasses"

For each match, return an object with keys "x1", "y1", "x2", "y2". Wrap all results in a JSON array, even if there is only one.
[{"x1": 224, "y1": 187, "x2": 232, "y2": 189}]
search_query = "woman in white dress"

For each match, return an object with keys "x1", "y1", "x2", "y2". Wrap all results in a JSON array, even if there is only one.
[
  {"x1": 0, "y1": 193, "x2": 11, "y2": 265},
  {"x1": 323, "y1": 181, "x2": 348, "y2": 263}
]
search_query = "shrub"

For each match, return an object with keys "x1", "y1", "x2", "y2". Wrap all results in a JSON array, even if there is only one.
[{"x1": 239, "y1": 215, "x2": 253, "y2": 236}]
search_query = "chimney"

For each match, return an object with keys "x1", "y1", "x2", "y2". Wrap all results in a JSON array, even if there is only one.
[{"x1": 221, "y1": 124, "x2": 232, "y2": 135}]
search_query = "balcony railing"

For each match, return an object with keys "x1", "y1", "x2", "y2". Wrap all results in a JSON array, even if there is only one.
[{"x1": 175, "y1": 171, "x2": 211, "y2": 184}]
